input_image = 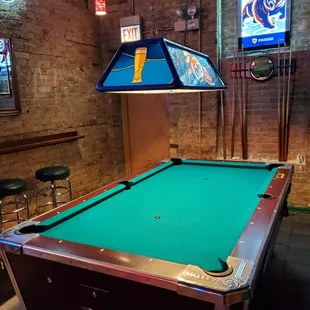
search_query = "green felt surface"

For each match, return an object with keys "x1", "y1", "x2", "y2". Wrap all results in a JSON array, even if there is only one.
[
  {"x1": 128, "y1": 161, "x2": 173, "y2": 185},
  {"x1": 40, "y1": 161, "x2": 277, "y2": 272},
  {"x1": 38, "y1": 185, "x2": 126, "y2": 228}
]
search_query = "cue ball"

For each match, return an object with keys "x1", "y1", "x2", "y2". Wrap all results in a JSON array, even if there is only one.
[{"x1": 155, "y1": 216, "x2": 160, "y2": 219}]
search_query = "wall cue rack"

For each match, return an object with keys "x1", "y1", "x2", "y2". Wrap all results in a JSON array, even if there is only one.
[{"x1": 0, "y1": 131, "x2": 84, "y2": 155}]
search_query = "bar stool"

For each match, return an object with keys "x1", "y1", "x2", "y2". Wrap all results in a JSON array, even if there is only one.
[
  {"x1": 0, "y1": 178, "x2": 29, "y2": 232},
  {"x1": 35, "y1": 166, "x2": 72, "y2": 214}
]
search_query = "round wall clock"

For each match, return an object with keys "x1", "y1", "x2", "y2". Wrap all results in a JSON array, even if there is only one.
[{"x1": 249, "y1": 56, "x2": 275, "y2": 82}]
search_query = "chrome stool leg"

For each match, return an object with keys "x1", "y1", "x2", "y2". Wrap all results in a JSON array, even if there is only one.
[
  {"x1": 36, "y1": 177, "x2": 72, "y2": 214},
  {"x1": 15, "y1": 194, "x2": 30, "y2": 223},
  {"x1": 0, "y1": 199, "x2": 3, "y2": 233},
  {"x1": 51, "y1": 181, "x2": 57, "y2": 209},
  {"x1": 14, "y1": 195, "x2": 20, "y2": 223},
  {"x1": 66, "y1": 178, "x2": 72, "y2": 201},
  {"x1": 0, "y1": 194, "x2": 29, "y2": 230},
  {"x1": 36, "y1": 181, "x2": 42, "y2": 215},
  {"x1": 0, "y1": 178, "x2": 28, "y2": 231},
  {"x1": 36, "y1": 195, "x2": 40, "y2": 215},
  {"x1": 22, "y1": 194, "x2": 30, "y2": 221}
]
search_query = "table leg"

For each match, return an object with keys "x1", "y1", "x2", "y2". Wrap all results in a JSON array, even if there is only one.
[
  {"x1": 0, "y1": 251, "x2": 26, "y2": 310},
  {"x1": 243, "y1": 300, "x2": 250, "y2": 310},
  {"x1": 214, "y1": 304, "x2": 230, "y2": 310},
  {"x1": 214, "y1": 300, "x2": 250, "y2": 310}
]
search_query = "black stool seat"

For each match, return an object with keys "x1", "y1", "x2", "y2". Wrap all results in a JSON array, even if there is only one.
[
  {"x1": 35, "y1": 166, "x2": 70, "y2": 182},
  {"x1": 0, "y1": 179, "x2": 27, "y2": 198}
]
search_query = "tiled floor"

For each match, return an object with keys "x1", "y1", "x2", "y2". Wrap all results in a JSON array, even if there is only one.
[
  {"x1": 252, "y1": 213, "x2": 310, "y2": 310},
  {"x1": 1, "y1": 213, "x2": 310, "y2": 310},
  {"x1": 0, "y1": 297, "x2": 21, "y2": 310}
]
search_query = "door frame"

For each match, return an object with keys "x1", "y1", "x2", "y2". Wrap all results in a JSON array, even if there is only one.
[
  {"x1": 121, "y1": 94, "x2": 132, "y2": 175},
  {"x1": 121, "y1": 94, "x2": 170, "y2": 175}
]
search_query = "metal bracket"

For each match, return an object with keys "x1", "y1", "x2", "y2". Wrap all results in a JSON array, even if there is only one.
[{"x1": 0, "y1": 221, "x2": 39, "y2": 254}]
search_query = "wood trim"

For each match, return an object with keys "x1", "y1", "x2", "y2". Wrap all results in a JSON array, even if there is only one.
[
  {"x1": 121, "y1": 94, "x2": 132, "y2": 175},
  {"x1": 0, "y1": 131, "x2": 84, "y2": 155},
  {"x1": 0, "y1": 109, "x2": 20, "y2": 117}
]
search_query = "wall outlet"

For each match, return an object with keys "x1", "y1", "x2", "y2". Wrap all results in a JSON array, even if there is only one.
[
  {"x1": 175, "y1": 19, "x2": 199, "y2": 32},
  {"x1": 187, "y1": 18, "x2": 199, "y2": 30},
  {"x1": 174, "y1": 20, "x2": 186, "y2": 32}
]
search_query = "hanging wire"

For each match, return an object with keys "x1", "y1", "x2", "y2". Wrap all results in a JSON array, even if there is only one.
[
  {"x1": 150, "y1": 1, "x2": 157, "y2": 38},
  {"x1": 130, "y1": 0, "x2": 135, "y2": 15},
  {"x1": 183, "y1": 0, "x2": 190, "y2": 46}
]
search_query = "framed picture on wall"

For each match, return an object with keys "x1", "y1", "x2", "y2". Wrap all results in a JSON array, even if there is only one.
[
  {"x1": 238, "y1": 0, "x2": 291, "y2": 51},
  {"x1": 0, "y1": 33, "x2": 21, "y2": 116}
]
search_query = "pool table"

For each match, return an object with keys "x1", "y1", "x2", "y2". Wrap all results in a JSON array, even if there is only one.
[{"x1": 0, "y1": 158, "x2": 293, "y2": 310}]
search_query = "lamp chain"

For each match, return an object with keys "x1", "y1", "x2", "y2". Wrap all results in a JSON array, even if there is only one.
[
  {"x1": 183, "y1": 0, "x2": 190, "y2": 46},
  {"x1": 150, "y1": 1, "x2": 157, "y2": 38}
]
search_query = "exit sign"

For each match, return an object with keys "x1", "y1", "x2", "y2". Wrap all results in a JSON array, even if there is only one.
[{"x1": 121, "y1": 25, "x2": 141, "y2": 43}]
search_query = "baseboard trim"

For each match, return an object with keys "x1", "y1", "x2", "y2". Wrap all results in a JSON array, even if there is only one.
[{"x1": 288, "y1": 206, "x2": 310, "y2": 214}]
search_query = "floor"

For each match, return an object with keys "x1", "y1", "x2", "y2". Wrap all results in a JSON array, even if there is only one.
[
  {"x1": 252, "y1": 212, "x2": 310, "y2": 310},
  {"x1": 0, "y1": 297, "x2": 21, "y2": 310},
  {"x1": 1, "y1": 213, "x2": 310, "y2": 310}
]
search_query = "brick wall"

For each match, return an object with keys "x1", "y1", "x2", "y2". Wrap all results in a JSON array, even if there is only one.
[
  {"x1": 100, "y1": 0, "x2": 220, "y2": 160},
  {"x1": 101, "y1": 0, "x2": 310, "y2": 207},
  {"x1": 0, "y1": 0, "x2": 125, "y2": 220},
  {"x1": 1, "y1": 0, "x2": 307, "y2": 218},
  {"x1": 222, "y1": 0, "x2": 310, "y2": 57},
  {"x1": 221, "y1": 0, "x2": 310, "y2": 207},
  {"x1": 220, "y1": 52, "x2": 310, "y2": 207}
]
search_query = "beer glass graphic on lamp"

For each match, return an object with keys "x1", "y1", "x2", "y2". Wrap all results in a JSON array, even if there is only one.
[{"x1": 132, "y1": 47, "x2": 147, "y2": 83}]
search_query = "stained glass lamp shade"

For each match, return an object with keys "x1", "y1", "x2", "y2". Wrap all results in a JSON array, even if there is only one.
[{"x1": 96, "y1": 38, "x2": 227, "y2": 94}]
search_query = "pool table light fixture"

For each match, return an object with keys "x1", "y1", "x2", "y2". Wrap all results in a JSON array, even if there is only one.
[
  {"x1": 95, "y1": 0, "x2": 107, "y2": 16},
  {"x1": 96, "y1": 38, "x2": 227, "y2": 94}
]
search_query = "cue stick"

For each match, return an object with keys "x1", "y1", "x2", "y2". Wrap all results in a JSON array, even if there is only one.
[
  {"x1": 231, "y1": 53, "x2": 236, "y2": 159},
  {"x1": 281, "y1": 42, "x2": 287, "y2": 161},
  {"x1": 284, "y1": 47, "x2": 292, "y2": 161},
  {"x1": 221, "y1": 90, "x2": 227, "y2": 159},
  {"x1": 242, "y1": 45, "x2": 247, "y2": 159},
  {"x1": 237, "y1": 51, "x2": 245, "y2": 159},
  {"x1": 277, "y1": 41, "x2": 282, "y2": 161}
]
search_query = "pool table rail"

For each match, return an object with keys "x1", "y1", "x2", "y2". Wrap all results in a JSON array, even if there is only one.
[
  {"x1": 33, "y1": 160, "x2": 168, "y2": 223},
  {"x1": 0, "y1": 159, "x2": 294, "y2": 310},
  {"x1": 0, "y1": 220, "x2": 40, "y2": 255},
  {"x1": 1, "y1": 229, "x2": 256, "y2": 306},
  {"x1": 231, "y1": 165, "x2": 293, "y2": 261},
  {"x1": 230, "y1": 164, "x2": 293, "y2": 299}
]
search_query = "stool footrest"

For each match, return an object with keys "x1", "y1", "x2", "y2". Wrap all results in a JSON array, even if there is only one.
[
  {"x1": 55, "y1": 189, "x2": 71, "y2": 196},
  {"x1": 55, "y1": 200, "x2": 70, "y2": 205},
  {"x1": 2, "y1": 218, "x2": 28, "y2": 224},
  {"x1": 37, "y1": 188, "x2": 70, "y2": 197},
  {"x1": 0, "y1": 200, "x2": 28, "y2": 207},
  {"x1": 36, "y1": 176, "x2": 72, "y2": 214},
  {"x1": 37, "y1": 202, "x2": 55, "y2": 208},
  {"x1": 1, "y1": 206, "x2": 28, "y2": 216},
  {"x1": 0, "y1": 185, "x2": 29, "y2": 232}
]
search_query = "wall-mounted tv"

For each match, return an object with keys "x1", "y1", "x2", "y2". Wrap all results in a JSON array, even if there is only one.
[{"x1": 238, "y1": 0, "x2": 291, "y2": 51}]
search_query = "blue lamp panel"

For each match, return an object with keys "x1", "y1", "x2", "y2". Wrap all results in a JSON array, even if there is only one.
[
  {"x1": 103, "y1": 41, "x2": 174, "y2": 87},
  {"x1": 166, "y1": 43, "x2": 225, "y2": 88}
]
